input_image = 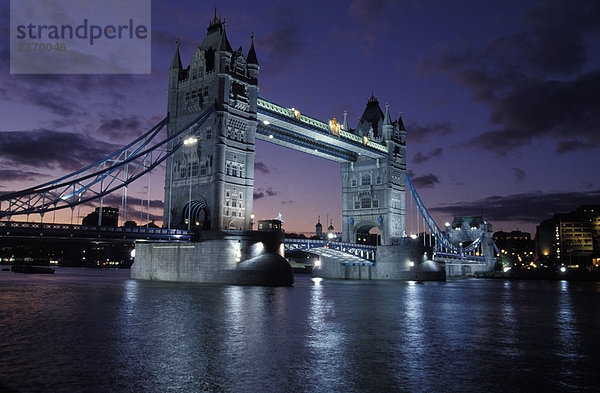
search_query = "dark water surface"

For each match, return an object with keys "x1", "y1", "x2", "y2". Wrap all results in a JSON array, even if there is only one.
[{"x1": 1, "y1": 268, "x2": 599, "y2": 392}]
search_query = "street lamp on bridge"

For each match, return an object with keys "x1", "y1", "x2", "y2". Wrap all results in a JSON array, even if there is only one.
[{"x1": 184, "y1": 135, "x2": 198, "y2": 231}]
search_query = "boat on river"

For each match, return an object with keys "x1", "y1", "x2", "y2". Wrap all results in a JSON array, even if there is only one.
[{"x1": 11, "y1": 265, "x2": 55, "y2": 274}]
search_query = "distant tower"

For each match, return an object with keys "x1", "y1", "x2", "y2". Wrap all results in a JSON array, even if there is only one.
[
  {"x1": 315, "y1": 216, "x2": 322, "y2": 238},
  {"x1": 328, "y1": 219, "x2": 335, "y2": 234},
  {"x1": 341, "y1": 94, "x2": 406, "y2": 245},
  {"x1": 164, "y1": 14, "x2": 259, "y2": 231}
]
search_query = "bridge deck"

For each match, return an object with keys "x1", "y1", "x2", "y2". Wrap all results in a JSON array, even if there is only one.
[
  {"x1": 0, "y1": 221, "x2": 192, "y2": 241},
  {"x1": 256, "y1": 98, "x2": 388, "y2": 163}
]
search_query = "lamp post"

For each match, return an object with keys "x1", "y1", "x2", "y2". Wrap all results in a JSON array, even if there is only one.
[{"x1": 184, "y1": 135, "x2": 198, "y2": 231}]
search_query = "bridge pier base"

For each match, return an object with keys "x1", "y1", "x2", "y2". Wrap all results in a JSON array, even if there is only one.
[
  {"x1": 131, "y1": 231, "x2": 293, "y2": 286},
  {"x1": 312, "y1": 238, "x2": 445, "y2": 281}
]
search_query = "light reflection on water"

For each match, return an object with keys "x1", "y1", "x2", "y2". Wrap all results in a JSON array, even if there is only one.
[{"x1": 1, "y1": 269, "x2": 600, "y2": 392}]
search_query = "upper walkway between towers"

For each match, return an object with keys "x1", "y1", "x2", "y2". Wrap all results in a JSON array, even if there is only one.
[{"x1": 256, "y1": 97, "x2": 389, "y2": 163}]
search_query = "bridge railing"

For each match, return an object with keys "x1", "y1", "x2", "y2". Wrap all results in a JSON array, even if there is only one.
[
  {"x1": 257, "y1": 97, "x2": 388, "y2": 155},
  {"x1": 0, "y1": 221, "x2": 191, "y2": 239},
  {"x1": 284, "y1": 238, "x2": 377, "y2": 261}
]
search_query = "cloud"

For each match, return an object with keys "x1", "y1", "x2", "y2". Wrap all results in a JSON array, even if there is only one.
[
  {"x1": 413, "y1": 147, "x2": 442, "y2": 164},
  {"x1": 419, "y1": 1, "x2": 600, "y2": 155},
  {"x1": 253, "y1": 187, "x2": 278, "y2": 200},
  {"x1": 254, "y1": 161, "x2": 270, "y2": 174},
  {"x1": 430, "y1": 189, "x2": 600, "y2": 224},
  {"x1": 259, "y1": 7, "x2": 306, "y2": 71},
  {"x1": 0, "y1": 129, "x2": 119, "y2": 171},
  {"x1": 24, "y1": 90, "x2": 80, "y2": 117},
  {"x1": 512, "y1": 168, "x2": 525, "y2": 183},
  {"x1": 406, "y1": 121, "x2": 454, "y2": 143},
  {"x1": 410, "y1": 172, "x2": 439, "y2": 189},
  {"x1": 348, "y1": 0, "x2": 395, "y2": 22},
  {"x1": 0, "y1": 169, "x2": 41, "y2": 181},
  {"x1": 336, "y1": 0, "x2": 398, "y2": 53},
  {"x1": 580, "y1": 180, "x2": 594, "y2": 189},
  {"x1": 100, "y1": 194, "x2": 164, "y2": 210},
  {"x1": 97, "y1": 116, "x2": 143, "y2": 139}
]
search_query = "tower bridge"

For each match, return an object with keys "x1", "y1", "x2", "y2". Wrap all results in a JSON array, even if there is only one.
[{"x1": 0, "y1": 13, "x2": 497, "y2": 282}]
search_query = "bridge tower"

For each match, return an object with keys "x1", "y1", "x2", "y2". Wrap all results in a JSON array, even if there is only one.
[
  {"x1": 164, "y1": 14, "x2": 259, "y2": 231},
  {"x1": 341, "y1": 95, "x2": 406, "y2": 246}
]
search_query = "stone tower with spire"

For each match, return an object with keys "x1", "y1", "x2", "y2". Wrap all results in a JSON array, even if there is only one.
[
  {"x1": 340, "y1": 94, "x2": 407, "y2": 245},
  {"x1": 164, "y1": 13, "x2": 260, "y2": 231}
]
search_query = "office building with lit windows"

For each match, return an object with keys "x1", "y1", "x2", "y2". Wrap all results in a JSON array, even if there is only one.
[{"x1": 536, "y1": 205, "x2": 600, "y2": 268}]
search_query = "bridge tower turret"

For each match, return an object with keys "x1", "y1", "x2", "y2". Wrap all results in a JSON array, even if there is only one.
[
  {"x1": 341, "y1": 95, "x2": 406, "y2": 245},
  {"x1": 163, "y1": 14, "x2": 259, "y2": 231}
]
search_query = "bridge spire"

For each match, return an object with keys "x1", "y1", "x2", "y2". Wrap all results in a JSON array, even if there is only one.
[
  {"x1": 170, "y1": 38, "x2": 182, "y2": 70},
  {"x1": 397, "y1": 110, "x2": 406, "y2": 132},
  {"x1": 383, "y1": 103, "x2": 392, "y2": 126},
  {"x1": 343, "y1": 110, "x2": 348, "y2": 131},
  {"x1": 247, "y1": 33, "x2": 259, "y2": 65}
]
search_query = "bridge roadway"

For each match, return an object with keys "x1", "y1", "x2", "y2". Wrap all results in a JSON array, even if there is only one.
[
  {"x1": 256, "y1": 97, "x2": 388, "y2": 163},
  {"x1": 0, "y1": 222, "x2": 376, "y2": 261},
  {"x1": 0, "y1": 221, "x2": 191, "y2": 242}
]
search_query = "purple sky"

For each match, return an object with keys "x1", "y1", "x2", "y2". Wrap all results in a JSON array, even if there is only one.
[{"x1": 1, "y1": 0, "x2": 599, "y2": 236}]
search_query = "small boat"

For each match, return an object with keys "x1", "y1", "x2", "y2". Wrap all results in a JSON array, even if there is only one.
[{"x1": 11, "y1": 265, "x2": 55, "y2": 274}]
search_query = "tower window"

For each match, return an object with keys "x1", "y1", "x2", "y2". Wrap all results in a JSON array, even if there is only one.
[
  {"x1": 361, "y1": 173, "x2": 372, "y2": 186},
  {"x1": 376, "y1": 175, "x2": 382, "y2": 184},
  {"x1": 205, "y1": 48, "x2": 215, "y2": 72},
  {"x1": 361, "y1": 198, "x2": 372, "y2": 209},
  {"x1": 373, "y1": 199, "x2": 379, "y2": 208},
  {"x1": 351, "y1": 178, "x2": 357, "y2": 187},
  {"x1": 190, "y1": 161, "x2": 199, "y2": 177},
  {"x1": 206, "y1": 129, "x2": 211, "y2": 139},
  {"x1": 354, "y1": 200, "x2": 360, "y2": 209}
]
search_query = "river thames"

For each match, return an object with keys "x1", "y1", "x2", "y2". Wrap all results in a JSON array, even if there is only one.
[{"x1": 1, "y1": 268, "x2": 599, "y2": 392}]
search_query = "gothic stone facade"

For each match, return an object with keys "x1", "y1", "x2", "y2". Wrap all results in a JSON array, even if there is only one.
[
  {"x1": 164, "y1": 15, "x2": 259, "y2": 231},
  {"x1": 341, "y1": 95, "x2": 407, "y2": 246}
]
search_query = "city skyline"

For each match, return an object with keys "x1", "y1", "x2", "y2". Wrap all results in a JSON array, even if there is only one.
[{"x1": 1, "y1": 0, "x2": 599, "y2": 235}]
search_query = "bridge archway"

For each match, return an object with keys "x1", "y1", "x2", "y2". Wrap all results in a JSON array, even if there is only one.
[
  {"x1": 354, "y1": 222, "x2": 382, "y2": 246},
  {"x1": 182, "y1": 198, "x2": 210, "y2": 229}
]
